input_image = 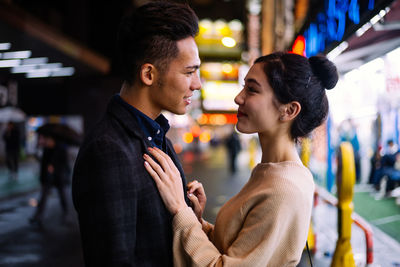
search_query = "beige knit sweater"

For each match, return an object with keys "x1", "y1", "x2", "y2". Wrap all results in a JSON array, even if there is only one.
[{"x1": 172, "y1": 161, "x2": 315, "y2": 267}]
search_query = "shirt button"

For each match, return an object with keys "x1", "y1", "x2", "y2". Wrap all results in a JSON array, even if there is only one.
[
  {"x1": 157, "y1": 129, "x2": 160, "y2": 134},
  {"x1": 148, "y1": 136, "x2": 152, "y2": 141}
]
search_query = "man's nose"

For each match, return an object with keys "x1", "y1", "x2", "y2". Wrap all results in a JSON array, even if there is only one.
[{"x1": 191, "y1": 72, "x2": 202, "y2": 91}]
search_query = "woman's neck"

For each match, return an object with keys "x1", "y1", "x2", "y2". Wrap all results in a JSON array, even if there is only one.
[{"x1": 258, "y1": 132, "x2": 301, "y2": 164}]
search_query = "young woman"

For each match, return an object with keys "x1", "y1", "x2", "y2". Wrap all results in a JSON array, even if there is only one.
[{"x1": 143, "y1": 52, "x2": 338, "y2": 266}]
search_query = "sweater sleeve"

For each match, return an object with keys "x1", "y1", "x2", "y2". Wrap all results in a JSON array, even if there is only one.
[
  {"x1": 172, "y1": 180, "x2": 312, "y2": 267},
  {"x1": 201, "y1": 219, "x2": 214, "y2": 238}
]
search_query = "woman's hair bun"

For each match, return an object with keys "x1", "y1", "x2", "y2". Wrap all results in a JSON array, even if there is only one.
[{"x1": 309, "y1": 55, "x2": 338, "y2": 90}]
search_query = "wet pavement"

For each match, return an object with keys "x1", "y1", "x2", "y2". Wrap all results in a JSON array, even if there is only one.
[
  {"x1": 301, "y1": 196, "x2": 400, "y2": 267},
  {"x1": 0, "y1": 146, "x2": 399, "y2": 266},
  {"x1": 0, "y1": 189, "x2": 83, "y2": 267}
]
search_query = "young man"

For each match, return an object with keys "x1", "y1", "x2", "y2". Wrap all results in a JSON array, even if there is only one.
[{"x1": 72, "y1": 2, "x2": 201, "y2": 266}]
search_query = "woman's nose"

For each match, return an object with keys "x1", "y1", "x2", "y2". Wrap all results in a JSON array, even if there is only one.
[{"x1": 234, "y1": 89, "x2": 244, "y2": 105}]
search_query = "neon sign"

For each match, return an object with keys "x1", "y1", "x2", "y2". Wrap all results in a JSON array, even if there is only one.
[{"x1": 298, "y1": 0, "x2": 392, "y2": 57}]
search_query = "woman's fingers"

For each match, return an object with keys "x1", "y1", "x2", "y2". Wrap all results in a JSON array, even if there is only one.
[
  {"x1": 147, "y1": 147, "x2": 171, "y2": 173},
  {"x1": 144, "y1": 160, "x2": 161, "y2": 183},
  {"x1": 187, "y1": 180, "x2": 207, "y2": 211},
  {"x1": 187, "y1": 193, "x2": 202, "y2": 221},
  {"x1": 148, "y1": 147, "x2": 180, "y2": 177},
  {"x1": 187, "y1": 180, "x2": 205, "y2": 195},
  {"x1": 143, "y1": 154, "x2": 167, "y2": 180},
  {"x1": 151, "y1": 147, "x2": 177, "y2": 171}
]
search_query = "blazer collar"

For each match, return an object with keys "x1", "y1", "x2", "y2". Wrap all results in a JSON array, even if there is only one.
[{"x1": 106, "y1": 95, "x2": 145, "y2": 140}]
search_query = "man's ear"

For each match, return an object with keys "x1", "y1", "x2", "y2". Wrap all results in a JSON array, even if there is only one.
[
  {"x1": 139, "y1": 63, "x2": 156, "y2": 86},
  {"x1": 279, "y1": 101, "x2": 301, "y2": 122}
]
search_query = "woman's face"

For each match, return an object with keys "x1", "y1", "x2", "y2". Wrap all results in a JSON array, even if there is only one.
[{"x1": 234, "y1": 63, "x2": 281, "y2": 135}]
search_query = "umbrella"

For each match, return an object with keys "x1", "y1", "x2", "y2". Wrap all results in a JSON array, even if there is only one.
[
  {"x1": 0, "y1": 106, "x2": 26, "y2": 122},
  {"x1": 36, "y1": 123, "x2": 82, "y2": 146}
]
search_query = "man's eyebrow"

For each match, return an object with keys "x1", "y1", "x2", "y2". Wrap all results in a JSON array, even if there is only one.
[
  {"x1": 185, "y1": 65, "x2": 200, "y2": 70},
  {"x1": 245, "y1": 78, "x2": 261, "y2": 87}
]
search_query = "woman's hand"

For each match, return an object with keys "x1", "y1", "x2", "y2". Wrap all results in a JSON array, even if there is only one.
[
  {"x1": 143, "y1": 147, "x2": 187, "y2": 215},
  {"x1": 187, "y1": 180, "x2": 207, "y2": 222}
]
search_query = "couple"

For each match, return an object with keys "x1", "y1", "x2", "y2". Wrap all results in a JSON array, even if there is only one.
[{"x1": 72, "y1": 2, "x2": 338, "y2": 267}]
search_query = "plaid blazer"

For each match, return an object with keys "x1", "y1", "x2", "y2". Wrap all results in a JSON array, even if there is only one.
[{"x1": 72, "y1": 96, "x2": 188, "y2": 267}]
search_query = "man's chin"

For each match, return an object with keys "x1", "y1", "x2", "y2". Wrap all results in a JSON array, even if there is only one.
[{"x1": 165, "y1": 107, "x2": 186, "y2": 115}]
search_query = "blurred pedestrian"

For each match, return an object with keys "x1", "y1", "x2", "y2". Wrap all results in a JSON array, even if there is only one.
[
  {"x1": 144, "y1": 52, "x2": 338, "y2": 266},
  {"x1": 373, "y1": 139, "x2": 400, "y2": 192},
  {"x1": 29, "y1": 135, "x2": 70, "y2": 226},
  {"x1": 225, "y1": 129, "x2": 241, "y2": 173},
  {"x1": 72, "y1": 2, "x2": 200, "y2": 266},
  {"x1": 3, "y1": 121, "x2": 20, "y2": 180},
  {"x1": 368, "y1": 145, "x2": 382, "y2": 184}
]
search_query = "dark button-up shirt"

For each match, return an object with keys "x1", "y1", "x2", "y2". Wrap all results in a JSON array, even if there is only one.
[{"x1": 115, "y1": 94, "x2": 170, "y2": 150}]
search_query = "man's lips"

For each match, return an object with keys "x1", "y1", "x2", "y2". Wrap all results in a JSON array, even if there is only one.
[
  {"x1": 237, "y1": 110, "x2": 247, "y2": 117},
  {"x1": 183, "y1": 95, "x2": 192, "y2": 104}
]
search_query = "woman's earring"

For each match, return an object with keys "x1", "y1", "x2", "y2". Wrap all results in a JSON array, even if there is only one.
[{"x1": 279, "y1": 116, "x2": 284, "y2": 121}]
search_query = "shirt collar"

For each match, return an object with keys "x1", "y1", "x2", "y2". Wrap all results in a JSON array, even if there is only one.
[{"x1": 114, "y1": 94, "x2": 170, "y2": 138}]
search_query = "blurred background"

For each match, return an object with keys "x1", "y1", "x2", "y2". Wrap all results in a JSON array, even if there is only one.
[{"x1": 0, "y1": 0, "x2": 400, "y2": 266}]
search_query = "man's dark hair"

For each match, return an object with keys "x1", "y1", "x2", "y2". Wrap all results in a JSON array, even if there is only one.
[{"x1": 117, "y1": 1, "x2": 199, "y2": 85}]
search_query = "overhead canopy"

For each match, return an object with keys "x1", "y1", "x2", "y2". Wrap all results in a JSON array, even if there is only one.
[{"x1": 0, "y1": 2, "x2": 110, "y2": 80}]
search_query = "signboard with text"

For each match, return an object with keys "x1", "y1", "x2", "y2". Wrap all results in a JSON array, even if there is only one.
[{"x1": 294, "y1": 0, "x2": 395, "y2": 56}]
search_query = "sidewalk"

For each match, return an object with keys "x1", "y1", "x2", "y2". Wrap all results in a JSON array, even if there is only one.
[
  {"x1": 298, "y1": 188, "x2": 400, "y2": 267},
  {"x1": 0, "y1": 158, "x2": 40, "y2": 200}
]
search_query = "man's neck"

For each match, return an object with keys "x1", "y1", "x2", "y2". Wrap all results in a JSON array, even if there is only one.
[{"x1": 120, "y1": 82, "x2": 160, "y2": 120}]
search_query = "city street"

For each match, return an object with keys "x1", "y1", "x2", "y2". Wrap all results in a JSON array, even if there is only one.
[{"x1": 0, "y1": 146, "x2": 400, "y2": 266}]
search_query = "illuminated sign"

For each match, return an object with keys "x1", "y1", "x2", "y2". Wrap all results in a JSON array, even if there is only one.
[
  {"x1": 200, "y1": 62, "x2": 239, "y2": 81},
  {"x1": 195, "y1": 19, "x2": 244, "y2": 58},
  {"x1": 201, "y1": 80, "x2": 241, "y2": 112},
  {"x1": 197, "y1": 113, "x2": 238, "y2": 125},
  {"x1": 297, "y1": 0, "x2": 394, "y2": 56},
  {"x1": 292, "y1": 35, "x2": 306, "y2": 56}
]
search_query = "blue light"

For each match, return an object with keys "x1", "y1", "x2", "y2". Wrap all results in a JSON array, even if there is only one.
[
  {"x1": 368, "y1": 0, "x2": 375, "y2": 10},
  {"x1": 327, "y1": 10, "x2": 346, "y2": 41},
  {"x1": 349, "y1": 0, "x2": 360, "y2": 24},
  {"x1": 326, "y1": 0, "x2": 336, "y2": 17},
  {"x1": 300, "y1": 0, "x2": 374, "y2": 55}
]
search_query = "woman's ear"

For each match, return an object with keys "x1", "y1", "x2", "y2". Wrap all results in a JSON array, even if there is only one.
[
  {"x1": 139, "y1": 63, "x2": 155, "y2": 86},
  {"x1": 279, "y1": 101, "x2": 301, "y2": 122}
]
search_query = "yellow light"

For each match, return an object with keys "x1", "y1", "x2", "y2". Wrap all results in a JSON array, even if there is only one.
[
  {"x1": 183, "y1": 132, "x2": 194, "y2": 143},
  {"x1": 215, "y1": 20, "x2": 231, "y2": 36},
  {"x1": 197, "y1": 114, "x2": 208, "y2": 124},
  {"x1": 209, "y1": 114, "x2": 227, "y2": 125},
  {"x1": 199, "y1": 131, "x2": 211, "y2": 143},
  {"x1": 221, "y1": 37, "x2": 236, "y2": 48},
  {"x1": 222, "y1": 63, "x2": 233, "y2": 74}
]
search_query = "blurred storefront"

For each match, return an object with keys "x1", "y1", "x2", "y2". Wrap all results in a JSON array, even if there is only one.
[{"x1": 291, "y1": 0, "x2": 400, "y2": 189}]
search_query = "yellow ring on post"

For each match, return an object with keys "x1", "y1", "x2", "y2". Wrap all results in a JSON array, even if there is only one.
[{"x1": 331, "y1": 142, "x2": 356, "y2": 267}]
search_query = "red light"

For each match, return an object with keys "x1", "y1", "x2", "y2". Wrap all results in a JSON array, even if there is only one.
[{"x1": 292, "y1": 35, "x2": 306, "y2": 56}]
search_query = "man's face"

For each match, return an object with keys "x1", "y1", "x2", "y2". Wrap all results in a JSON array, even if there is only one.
[{"x1": 150, "y1": 37, "x2": 201, "y2": 115}]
